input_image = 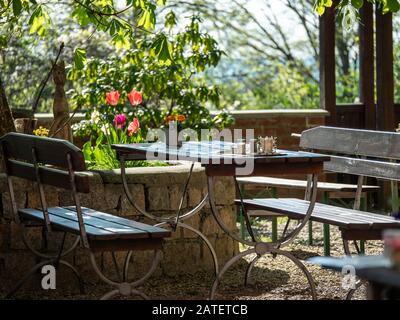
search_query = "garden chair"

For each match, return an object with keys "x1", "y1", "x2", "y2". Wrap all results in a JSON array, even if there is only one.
[{"x1": 0, "y1": 132, "x2": 170, "y2": 299}]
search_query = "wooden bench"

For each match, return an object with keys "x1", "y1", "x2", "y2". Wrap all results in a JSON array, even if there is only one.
[
  {"x1": 238, "y1": 126, "x2": 400, "y2": 256},
  {"x1": 237, "y1": 176, "x2": 380, "y2": 255},
  {"x1": 0, "y1": 132, "x2": 170, "y2": 299}
]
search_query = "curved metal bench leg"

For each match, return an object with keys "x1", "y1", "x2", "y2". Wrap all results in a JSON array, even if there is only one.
[
  {"x1": 210, "y1": 248, "x2": 255, "y2": 300},
  {"x1": 123, "y1": 251, "x2": 133, "y2": 282},
  {"x1": 272, "y1": 249, "x2": 317, "y2": 300},
  {"x1": 100, "y1": 288, "x2": 149, "y2": 300},
  {"x1": 244, "y1": 255, "x2": 260, "y2": 286},
  {"x1": 22, "y1": 227, "x2": 80, "y2": 260},
  {"x1": 90, "y1": 250, "x2": 162, "y2": 300},
  {"x1": 58, "y1": 260, "x2": 85, "y2": 294},
  {"x1": 6, "y1": 258, "x2": 85, "y2": 298},
  {"x1": 129, "y1": 250, "x2": 162, "y2": 287},
  {"x1": 100, "y1": 289, "x2": 119, "y2": 300},
  {"x1": 5, "y1": 259, "x2": 53, "y2": 298},
  {"x1": 185, "y1": 223, "x2": 219, "y2": 276},
  {"x1": 155, "y1": 221, "x2": 219, "y2": 276}
]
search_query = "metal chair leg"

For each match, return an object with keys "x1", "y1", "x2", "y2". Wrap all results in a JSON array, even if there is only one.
[
  {"x1": 100, "y1": 288, "x2": 149, "y2": 300},
  {"x1": 123, "y1": 251, "x2": 133, "y2": 282},
  {"x1": 111, "y1": 252, "x2": 122, "y2": 282},
  {"x1": 210, "y1": 248, "x2": 255, "y2": 300},
  {"x1": 211, "y1": 247, "x2": 317, "y2": 300},
  {"x1": 58, "y1": 260, "x2": 85, "y2": 294},
  {"x1": 5, "y1": 258, "x2": 85, "y2": 298},
  {"x1": 6, "y1": 260, "x2": 52, "y2": 299},
  {"x1": 90, "y1": 250, "x2": 162, "y2": 300},
  {"x1": 155, "y1": 221, "x2": 219, "y2": 276},
  {"x1": 244, "y1": 255, "x2": 260, "y2": 286},
  {"x1": 272, "y1": 248, "x2": 317, "y2": 300}
]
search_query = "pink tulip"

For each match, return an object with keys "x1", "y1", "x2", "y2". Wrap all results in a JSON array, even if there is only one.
[
  {"x1": 128, "y1": 89, "x2": 143, "y2": 106},
  {"x1": 106, "y1": 90, "x2": 120, "y2": 106},
  {"x1": 113, "y1": 114, "x2": 126, "y2": 129},
  {"x1": 128, "y1": 118, "x2": 140, "y2": 136}
]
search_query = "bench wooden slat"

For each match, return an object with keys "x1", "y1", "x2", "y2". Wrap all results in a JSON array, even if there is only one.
[
  {"x1": 247, "y1": 199, "x2": 375, "y2": 226},
  {"x1": 6, "y1": 160, "x2": 90, "y2": 193},
  {"x1": 238, "y1": 198, "x2": 400, "y2": 230},
  {"x1": 1, "y1": 132, "x2": 85, "y2": 170},
  {"x1": 46, "y1": 207, "x2": 151, "y2": 239},
  {"x1": 64, "y1": 206, "x2": 170, "y2": 238},
  {"x1": 18, "y1": 207, "x2": 170, "y2": 240},
  {"x1": 238, "y1": 199, "x2": 360, "y2": 227},
  {"x1": 300, "y1": 126, "x2": 400, "y2": 160},
  {"x1": 236, "y1": 176, "x2": 380, "y2": 192},
  {"x1": 324, "y1": 155, "x2": 400, "y2": 181},
  {"x1": 19, "y1": 208, "x2": 116, "y2": 239},
  {"x1": 288, "y1": 199, "x2": 398, "y2": 224}
]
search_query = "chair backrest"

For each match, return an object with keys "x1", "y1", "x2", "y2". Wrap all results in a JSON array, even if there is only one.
[
  {"x1": 299, "y1": 126, "x2": 400, "y2": 181},
  {"x1": 0, "y1": 133, "x2": 89, "y2": 193}
]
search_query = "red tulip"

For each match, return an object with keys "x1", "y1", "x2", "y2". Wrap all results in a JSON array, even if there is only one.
[
  {"x1": 128, "y1": 89, "x2": 142, "y2": 106},
  {"x1": 113, "y1": 114, "x2": 126, "y2": 129},
  {"x1": 128, "y1": 118, "x2": 140, "y2": 136},
  {"x1": 106, "y1": 90, "x2": 120, "y2": 106}
]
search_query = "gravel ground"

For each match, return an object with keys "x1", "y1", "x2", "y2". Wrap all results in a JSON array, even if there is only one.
[{"x1": 0, "y1": 218, "x2": 384, "y2": 300}]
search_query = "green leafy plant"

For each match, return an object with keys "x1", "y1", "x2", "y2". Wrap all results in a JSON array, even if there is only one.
[
  {"x1": 315, "y1": 0, "x2": 400, "y2": 29},
  {"x1": 83, "y1": 129, "x2": 166, "y2": 170},
  {"x1": 70, "y1": 15, "x2": 233, "y2": 142},
  {"x1": 81, "y1": 94, "x2": 166, "y2": 169}
]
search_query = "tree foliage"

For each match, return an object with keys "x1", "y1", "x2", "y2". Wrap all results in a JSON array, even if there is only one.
[
  {"x1": 168, "y1": 0, "x2": 359, "y2": 109},
  {"x1": 69, "y1": 14, "x2": 232, "y2": 139},
  {"x1": 315, "y1": 0, "x2": 400, "y2": 15},
  {"x1": 0, "y1": 0, "x2": 167, "y2": 66}
]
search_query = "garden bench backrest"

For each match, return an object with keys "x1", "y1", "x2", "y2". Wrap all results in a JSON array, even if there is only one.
[
  {"x1": 0, "y1": 133, "x2": 90, "y2": 243},
  {"x1": 0, "y1": 132, "x2": 89, "y2": 192},
  {"x1": 299, "y1": 126, "x2": 400, "y2": 181}
]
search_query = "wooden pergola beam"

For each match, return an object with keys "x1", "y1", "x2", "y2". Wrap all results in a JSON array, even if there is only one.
[
  {"x1": 319, "y1": 4, "x2": 336, "y2": 126},
  {"x1": 376, "y1": 6, "x2": 395, "y2": 131},
  {"x1": 359, "y1": 2, "x2": 375, "y2": 130}
]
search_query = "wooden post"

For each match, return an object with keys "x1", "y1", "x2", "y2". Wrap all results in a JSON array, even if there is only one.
[
  {"x1": 319, "y1": 4, "x2": 336, "y2": 126},
  {"x1": 0, "y1": 75, "x2": 16, "y2": 136},
  {"x1": 376, "y1": 6, "x2": 395, "y2": 211},
  {"x1": 376, "y1": 7, "x2": 395, "y2": 131},
  {"x1": 359, "y1": 2, "x2": 375, "y2": 130}
]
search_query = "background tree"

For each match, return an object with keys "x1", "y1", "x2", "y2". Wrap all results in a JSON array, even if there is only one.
[
  {"x1": 164, "y1": 0, "x2": 358, "y2": 109},
  {"x1": 0, "y1": 0, "x2": 167, "y2": 135}
]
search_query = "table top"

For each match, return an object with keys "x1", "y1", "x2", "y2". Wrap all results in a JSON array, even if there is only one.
[
  {"x1": 111, "y1": 141, "x2": 330, "y2": 165},
  {"x1": 308, "y1": 255, "x2": 400, "y2": 288}
]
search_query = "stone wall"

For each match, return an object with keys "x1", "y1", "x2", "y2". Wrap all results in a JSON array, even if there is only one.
[{"x1": 0, "y1": 162, "x2": 238, "y2": 286}]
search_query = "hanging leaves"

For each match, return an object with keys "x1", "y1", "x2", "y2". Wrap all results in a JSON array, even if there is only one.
[
  {"x1": 12, "y1": 0, "x2": 22, "y2": 16},
  {"x1": 74, "y1": 48, "x2": 87, "y2": 70},
  {"x1": 382, "y1": 0, "x2": 400, "y2": 13}
]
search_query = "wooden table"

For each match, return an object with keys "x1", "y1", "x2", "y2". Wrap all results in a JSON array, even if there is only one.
[{"x1": 112, "y1": 141, "x2": 330, "y2": 299}]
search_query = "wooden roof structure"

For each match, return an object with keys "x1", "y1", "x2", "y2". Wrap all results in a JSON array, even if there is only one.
[{"x1": 320, "y1": 2, "x2": 397, "y2": 131}]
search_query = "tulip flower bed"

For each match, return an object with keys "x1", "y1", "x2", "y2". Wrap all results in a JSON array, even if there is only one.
[{"x1": 81, "y1": 90, "x2": 167, "y2": 169}]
